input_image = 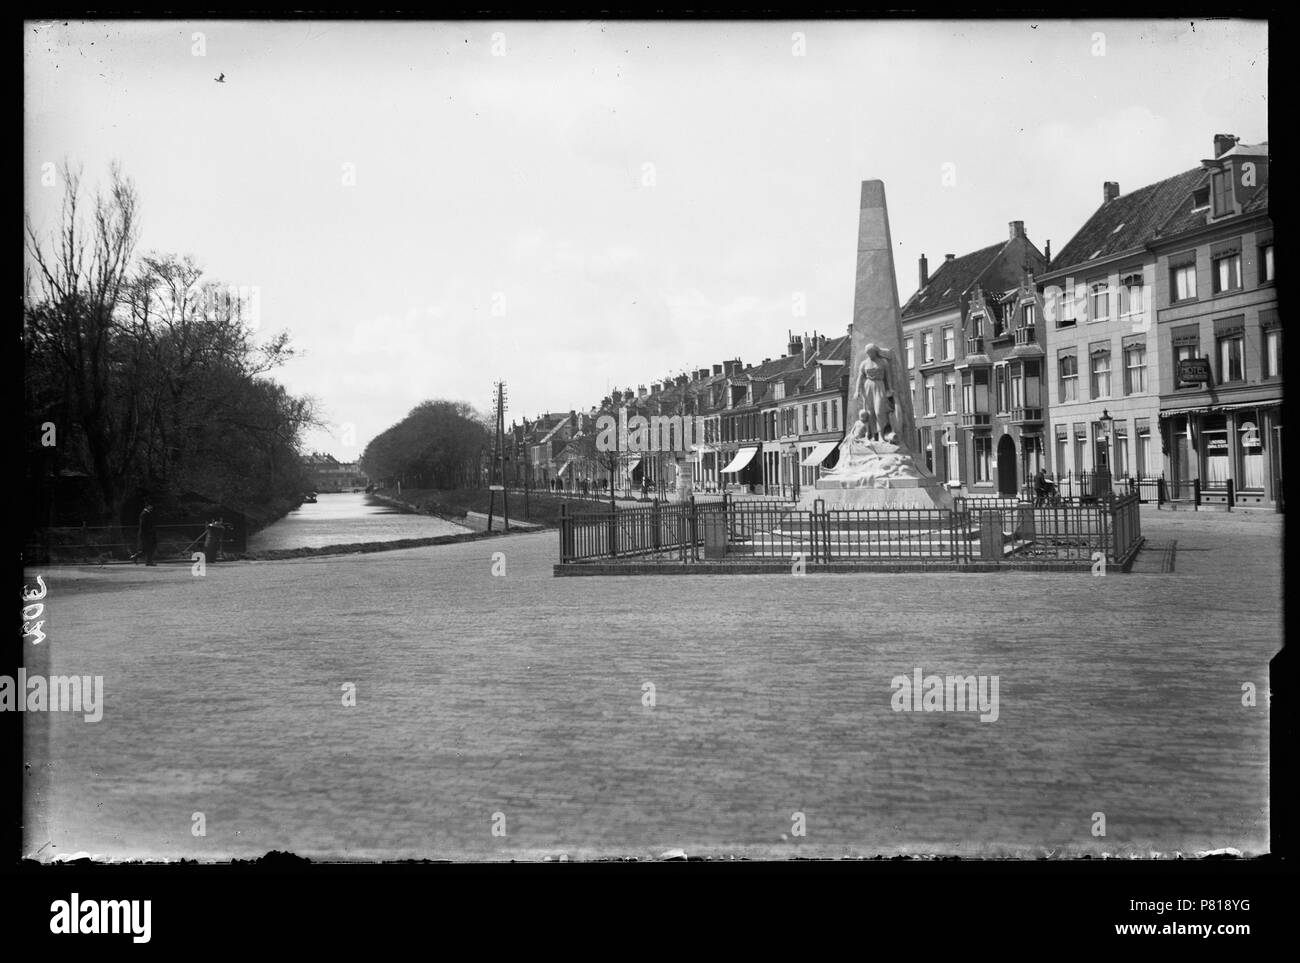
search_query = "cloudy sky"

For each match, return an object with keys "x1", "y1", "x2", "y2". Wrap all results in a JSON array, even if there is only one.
[{"x1": 25, "y1": 18, "x2": 1268, "y2": 458}]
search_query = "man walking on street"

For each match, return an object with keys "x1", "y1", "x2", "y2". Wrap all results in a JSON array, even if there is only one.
[{"x1": 138, "y1": 502, "x2": 158, "y2": 566}]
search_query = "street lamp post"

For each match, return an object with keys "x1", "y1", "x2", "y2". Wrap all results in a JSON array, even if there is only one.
[{"x1": 1099, "y1": 408, "x2": 1113, "y2": 497}]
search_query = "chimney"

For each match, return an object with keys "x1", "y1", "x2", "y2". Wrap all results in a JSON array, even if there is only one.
[
  {"x1": 713, "y1": 364, "x2": 723, "y2": 376},
  {"x1": 1009, "y1": 220, "x2": 1025, "y2": 240},
  {"x1": 918, "y1": 254, "x2": 929, "y2": 289},
  {"x1": 788, "y1": 331, "x2": 803, "y2": 357},
  {"x1": 676, "y1": 374, "x2": 688, "y2": 386},
  {"x1": 1103, "y1": 181, "x2": 1120, "y2": 202},
  {"x1": 1044, "y1": 239, "x2": 1051, "y2": 265},
  {"x1": 1214, "y1": 133, "x2": 1238, "y2": 158},
  {"x1": 945, "y1": 253, "x2": 956, "y2": 262},
  {"x1": 638, "y1": 384, "x2": 647, "y2": 397}
]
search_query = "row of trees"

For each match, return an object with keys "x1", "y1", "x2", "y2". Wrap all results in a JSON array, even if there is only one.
[
  {"x1": 359, "y1": 400, "x2": 492, "y2": 490},
  {"x1": 24, "y1": 161, "x2": 319, "y2": 529}
]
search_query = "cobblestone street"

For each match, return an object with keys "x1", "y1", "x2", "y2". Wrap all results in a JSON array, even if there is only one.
[{"x1": 22, "y1": 507, "x2": 1278, "y2": 861}]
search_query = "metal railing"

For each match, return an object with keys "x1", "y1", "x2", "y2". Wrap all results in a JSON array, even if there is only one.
[
  {"x1": 24, "y1": 523, "x2": 223, "y2": 563},
  {"x1": 559, "y1": 492, "x2": 1143, "y2": 567}
]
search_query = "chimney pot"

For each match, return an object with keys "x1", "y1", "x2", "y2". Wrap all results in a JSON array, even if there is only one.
[
  {"x1": 1044, "y1": 239, "x2": 1051, "y2": 265},
  {"x1": 919, "y1": 253, "x2": 929, "y2": 288},
  {"x1": 1214, "y1": 133, "x2": 1238, "y2": 158},
  {"x1": 1104, "y1": 181, "x2": 1121, "y2": 202}
]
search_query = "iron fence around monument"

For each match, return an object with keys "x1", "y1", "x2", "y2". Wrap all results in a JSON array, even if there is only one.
[{"x1": 557, "y1": 492, "x2": 1143, "y2": 567}]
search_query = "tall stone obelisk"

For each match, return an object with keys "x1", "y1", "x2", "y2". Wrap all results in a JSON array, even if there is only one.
[
  {"x1": 848, "y1": 180, "x2": 916, "y2": 448},
  {"x1": 799, "y1": 179, "x2": 953, "y2": 510}
]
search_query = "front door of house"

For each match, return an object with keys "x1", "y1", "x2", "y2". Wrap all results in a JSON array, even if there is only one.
[{"x1": 997, "y1": 434, "x2": 1017, "y2": 497}]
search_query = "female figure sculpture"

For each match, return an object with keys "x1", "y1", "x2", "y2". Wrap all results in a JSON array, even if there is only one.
[{"x1": 854, "y1": 342, "x2": 899, "y2": 442}]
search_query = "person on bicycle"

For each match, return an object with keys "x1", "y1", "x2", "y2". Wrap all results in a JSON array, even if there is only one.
[{"x1": 1034, "y1": 468, "x2": 1055, "y2": 506}]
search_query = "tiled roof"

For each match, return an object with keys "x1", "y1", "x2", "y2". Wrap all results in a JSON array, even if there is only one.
[
  {"x1": 901, "y1": 242, "x2": 1004, "y2": 319},
  {"x1": 1243, "y1": 181, "x2": 1269, "y2": 215},
  {"x1": 796, "y1": 335, "x2": 851, "y2": 392},
  {"x1": 1050, "y1": 168, "x2": 1204, "y2": 270}
]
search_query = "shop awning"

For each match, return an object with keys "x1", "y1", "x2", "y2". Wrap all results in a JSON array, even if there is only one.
[
  {"x1": 800, "y1": 441, "x2": 839, "y2": 467},
  {"x1": 556, "y1": 459, "x2": 573, "y2": 475},
  {"x1": 721, "y1": 446, "x2": 758, "y2": 473},
  {"x1": 1159, "y1": 400, "x2": 1280, "y2": 418},
  {"x1": 625, "y1": 455, "x2": 643, "y2": 472}
]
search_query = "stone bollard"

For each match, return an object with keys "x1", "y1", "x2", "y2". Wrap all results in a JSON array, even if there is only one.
[
  {"x1": 1013, "y1": 504, "x2": 1036, "y2": 542},
  {"x1": 703, "y1": 512, "x2": 728, "y2": 559},
  {"x1": 979, "y1": 513, "x2": 1002, "y2": 560}
]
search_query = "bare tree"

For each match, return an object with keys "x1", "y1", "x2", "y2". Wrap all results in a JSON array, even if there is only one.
[{"x1": 25, "y1": 161, "x2": 140, "y2": 517}]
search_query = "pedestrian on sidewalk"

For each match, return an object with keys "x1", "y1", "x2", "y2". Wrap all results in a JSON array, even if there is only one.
[{"x1": 138, "y1": 502, "x2": 158, "y2": 566}]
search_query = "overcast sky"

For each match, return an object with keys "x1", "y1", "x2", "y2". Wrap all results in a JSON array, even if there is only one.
[{"x1": 25, "y1": 18, "x2": 1268, "y2": 458}]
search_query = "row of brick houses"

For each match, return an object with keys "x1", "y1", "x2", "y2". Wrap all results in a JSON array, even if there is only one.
[
  {"x1": 899, "y1": 132, "x2": 1277, "y2": 508},
  {"x1": 509, "y1": 332, "x2": 854, "y2": 498},
  {"x1": 512, "y1": 132, "x2": 1276, "y2": 508}
]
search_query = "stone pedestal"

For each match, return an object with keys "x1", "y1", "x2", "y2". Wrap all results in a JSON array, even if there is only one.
[{"x1": 798, "y1": 440, "x2": 955, "y2": 511}]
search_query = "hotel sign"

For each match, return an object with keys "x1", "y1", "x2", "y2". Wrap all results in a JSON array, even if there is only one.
[{"x1": 1177, "y1": 357, "x2": 1211, "y2": 384}]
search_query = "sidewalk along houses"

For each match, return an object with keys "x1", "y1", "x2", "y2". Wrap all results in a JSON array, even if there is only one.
[
  {"x1": 1151, "y1": 136, "x2": 1276, "y2": 509},
  {"x1": 1037, "y1": 171, "x2": 1197, "y2": 495},
  {"x1": 899, "y1": 222, "x2": 1048, "y2": 497}
]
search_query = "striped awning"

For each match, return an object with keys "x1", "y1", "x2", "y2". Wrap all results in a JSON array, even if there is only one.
[{"x1": 721, "y1": 446, "x2": 758, "y2": 473}]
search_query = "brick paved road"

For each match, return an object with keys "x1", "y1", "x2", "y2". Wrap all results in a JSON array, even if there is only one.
[{"x1": 21, "y1": 507, "x2": 1278, "y2": 860}]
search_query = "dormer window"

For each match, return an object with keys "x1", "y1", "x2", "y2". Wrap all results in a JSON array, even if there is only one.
[
  {"x1": 1191, "y1": 186, "x2": 1211, "y2": 212},
  {"x1": 1211, "y1": 171, "x2": 1233, "y2": 216}
]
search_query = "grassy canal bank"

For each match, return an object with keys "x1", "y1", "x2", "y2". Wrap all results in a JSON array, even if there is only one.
[{"x1": 373, "y1": 487, "x2": 605, "y2": 528}]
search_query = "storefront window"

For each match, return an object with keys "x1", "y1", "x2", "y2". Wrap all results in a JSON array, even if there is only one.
[
  {"x1": 1237, "y1": 415, "x2": 1265, "y2": 490},
  {"x1": 1201, "y1": 415, "x2": 1229, "y2": 488}
]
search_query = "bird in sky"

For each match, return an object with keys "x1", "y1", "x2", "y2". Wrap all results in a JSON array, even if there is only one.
[{"x1": 215, "y1": 72, "x2": 226, "y2": 83}]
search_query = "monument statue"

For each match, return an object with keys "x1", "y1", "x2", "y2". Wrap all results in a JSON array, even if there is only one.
[
  {"x1": 854, "y1": 342, "x2": 900, "y2": 442},
  {"x1": 798, "y1": 180, "x2": 954, "y2": 510}
]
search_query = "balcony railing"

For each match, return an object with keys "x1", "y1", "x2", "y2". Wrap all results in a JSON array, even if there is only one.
[
  {"x1": 960, "y1": 412, "x2": 991, "y2": 429},
  {"x1": 965, "y1": 336, "x2": 986, "y2": 355},
  {"x1": 1013, "y1": 326, "x2": 1038, "y2": 346},
  {"x1": 1009, "y1": 406, "x2": 1043, "y2": 424}
]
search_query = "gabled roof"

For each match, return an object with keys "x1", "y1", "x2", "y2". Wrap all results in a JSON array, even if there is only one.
[
  {"x1": 729, "y1": 354, "x2": 806, "y2": 409},
  {"x1": 901, "y1": 242, "x2": 1005, "y2": 319},
  {"x1": 797, "y1": 335, "x2": 851, "y2": 392},
  {"x1": 1050, "y1": 168, "x2": 1204, "y2": 270}
]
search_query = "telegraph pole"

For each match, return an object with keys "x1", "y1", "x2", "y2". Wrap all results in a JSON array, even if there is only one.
[{"x1": 487, "y1": 381, "x2": 509, "y2": 532}]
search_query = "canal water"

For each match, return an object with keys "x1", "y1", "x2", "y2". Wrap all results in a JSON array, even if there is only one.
[{"x1": 247, "y1": 491, "x2": 470, "y2": 550}]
